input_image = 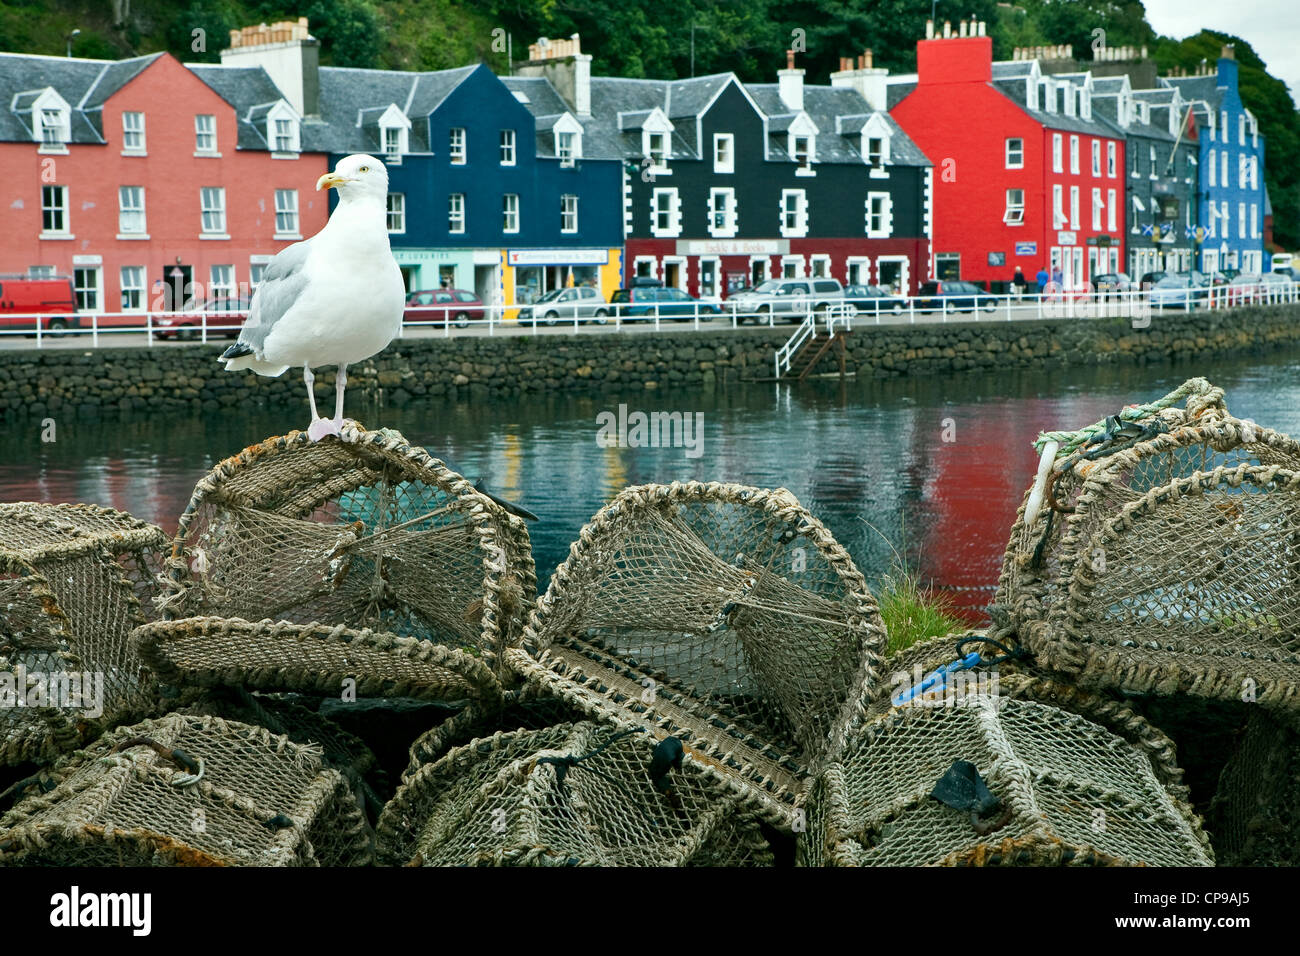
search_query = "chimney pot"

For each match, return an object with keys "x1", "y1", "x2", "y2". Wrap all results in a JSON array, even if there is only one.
[
  {"x1": 943, "y1": 20, "x2": 952, "y2": 38},
  {"x1": 865, "y1": 48, "x2": 873, "y2": 68},
  {"x1": 925, "y1": 18, "x2": 934, "y2": 39},
  {"x1": 959, "y1": 20, "x2": 967, "y2": 37},
  {"x1": 978, "y1": 21, "x2": 985, "y2": 36},
  {"x1": 787, "y1": 49, "x2": 795, "y2": 69},
  {"x1": 1221, "y1": 43, "x2": 1234, "y2": 60}
]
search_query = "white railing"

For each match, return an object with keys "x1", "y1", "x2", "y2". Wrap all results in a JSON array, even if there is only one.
[
  {"x1": 1, "y1": 280, "x2": 1297, "y2": 350},
  {"x1": 774, "y1": 312, "x2": 817, "y2": 380}
]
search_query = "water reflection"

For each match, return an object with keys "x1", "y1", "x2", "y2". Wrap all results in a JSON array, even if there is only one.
[{"x1": 3, "y1": 352, "x2": 1298, "y2": 622}]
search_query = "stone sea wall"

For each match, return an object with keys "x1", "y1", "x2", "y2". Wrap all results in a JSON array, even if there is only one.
[{"x1": 0, "y1": 304, "x2": 1297, "y2": 419}]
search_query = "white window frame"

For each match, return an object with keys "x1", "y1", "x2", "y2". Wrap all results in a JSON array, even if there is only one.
[
  {"x1": 200, "y1": 187, "x2": 227, "y2": 237},
  {"x1": 791, "y1": 134, "x2": 814, "y2": 173},
  {"x1": 383, "y1": 126, "x2": 404, "y2": 161},
  {"x1": 500, "y1": 129, "x2": 516, "y2": 166},
  {"x1": 1005, "y1": 137, "x2": 1024, "y2": 169},
  {"x1": 1209, "y1": 151, "x2": 1217, "y2": 187},
  {"x1": 118, "y1": 186, "x2": 146, "y2": 237},
  {"x1": 645, "y1": 130, "x2": 669, "y2": 171},
  {"x1": 503, "y1": 193, "x2": 520, "y2": 234},
  {"x1": 1238, "y1": 114, "x2": 1245, "y2": 146},
  {"x1": 195, "y1": 114, "x2": 217, "y2": 155},
  {"x1": 845, "y1": 256, "x2": 870, "y2": 287},
  {"x1": 779, "y1": 188, "x2": 807, "y2": 238},
  {"x1": 386, "y1": 193, "x2": 405, "y2": 233},
  {"x1": 38, "y1": 105, "x2": 69, "y2": 152},
  {"x1": 651, "y1": 187, "x2": 681, "y2": 238},
  {"x1": 1238, "y1": 154, "x2": 1246, "y2": 189},
  {"x1": 40, "y1": 184, "x2": 70, "y2": 237},
  {"x1": 1107, "y1": 141, "x2": 1117, "y2": 177},
  {"x1": 1091, "y1": 139, "x2": 1101, "y2": 177},
  {"x1": 1053, "y1": 184, "x2": 1065, "y2": 228},
  {"x1": 809, "y1": 254, "x2": 831, "y2": 279},
  {"x1": 1052, "y1": 134, "x2": 1063, "y2": 173},
  {"x1": 1004, "y1": 188, "x2": 1025, "y2": 225},
  {"x1": 1107, "y1": 188, "x2": 1117, "y2": 232},
  {"x1": 73, "y1": 266, "x2": 100, "y2": 312},
  {"x1": 1070, "y1": 185, "x2": 1079, "y2": 230},
  {"x1": 1149, "y1": 145, "x2": 1157, "y2": 179},
  {"x1": 708, "y1": 187, "x2": 738, "y2": 238},
  {"x1": 449, "y1": 127, "x2": 467, "y2": 165},
  {"x1": 1238, "y1": 201, "x2": 1245, "y2": 239},
  {"x1": 1069, "y1": 135, "x2": 1079, "y2": 174},
  {"x1": 121, "y1": 111, "x2": 145, "y2": 154},
  {"x1": 267, "y1": 102, "x2": 301, "y2": 156},
  {"x1": 555, "y1": 129, "x2": 580, "y2": 167},
  {"x1": 1221, "y1": 151, "x2": 1227, "y2": 189},
  {"x1": 713, "y1": 133, "x2": 734, "y2": 174},
  {"x1": 561, "y1": 194, "x2": 578, "y2": 234},
  {"x1": 448, "y1": 193, "x2": 465, "y2": 234},
  {"x1": 865, "y1": 191, "x2": 892, "y2": 238},
  {"x1": 119, "y1": 266, "x2": 145, "y2": 311},
  {"x1": 1251, "y1": 202, "x2": 1258, "y2": 239},
  {"x1": 273, "y1": 189, "x2": 300, "y2": 238},
  {"x1": 781, "y1": 255, "x2": 805, "y2": 279},
  {"x1": 209, "y1": 264, "x2": 234, "y2": 301},
  {"x1": 1091, "y1": 187, "x2": 1102, "y2": 230}
]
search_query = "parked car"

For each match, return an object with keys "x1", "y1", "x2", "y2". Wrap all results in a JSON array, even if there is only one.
[
  {"x1": 1218, "y1": 268, "x2": 1240, "y2": 283},
  {"x1": 404, "y1": 288, "x2": 484, "y2": 327},
  {"x1": 1138, "y1": 271, "x2": 1168, "y2": 291},
  {"x1": 517, "y1": 286, "x2": 610, "y2": 325},
  {"x1": 0, "y1": 275, "x2": 78, "y2": 332},
  {"x1": 155, "y1": 296, "x2": 250, "y2": 340},
  {"x1": 725, "y1": 278, "x2": 844, "y2": 323},
  {"x1": 843, "y1": 284, "x2": 907, "y2": 316},
  {"x1": 1092, "y1": 272, "x2": 1133, "y2": 298},
  {"x1": 914, "y1": 279, "x2": 998, "y2": 313},
  {"x1": 1149, "y1": 275, "x2": 1203, "y2": 309},
  {"x1": 610, "y1": 286, "x2": 719, "y2": 321},
  {"x1": 1224, "y1": 273, "x2": 1267, "y2": 305}
]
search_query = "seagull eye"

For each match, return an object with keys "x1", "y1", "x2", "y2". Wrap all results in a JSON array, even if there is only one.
[{"x1": 359, "y1": 166, "x2": 370, "y2": 172}]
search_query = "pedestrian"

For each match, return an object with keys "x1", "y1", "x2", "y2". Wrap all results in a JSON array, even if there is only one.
[
  {"x1": 1035, "y1": 266, "x2": 1048, "y2": 295},
  {"x1": 1050, "y1": 265, "x2": 1064, "y2": 299},
  {"x1": 1013, "y1": 266, "x2": 1027, "y2": 299}
]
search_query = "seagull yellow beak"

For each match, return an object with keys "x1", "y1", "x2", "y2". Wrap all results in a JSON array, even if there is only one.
[{"x1": 316, "y1": 172, "x2": 348, "y2": 191}]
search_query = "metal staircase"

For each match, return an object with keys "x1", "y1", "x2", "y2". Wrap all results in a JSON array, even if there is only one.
[{"x1": 774, "y1": 305, "x2": 854, "y2": 382}]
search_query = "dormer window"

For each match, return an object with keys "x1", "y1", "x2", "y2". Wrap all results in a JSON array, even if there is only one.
[
  {"x1": 376, "y1": 104, "x2": 410, "y2": 164},
  {"x1": 265, "y1": 101, "x2": 301, "y2": 156},
  {"x1": 25, "y1": 89, "x2": 73, "y2": 153},
  {"x1": 646, "y1": 131, "x2": 668, "y2": 169},
  {"x1": 866, "y1": 137, "x2": 883, "y2": 167},
  {"x1": 41, "y1": 108, "x2": 68, "y2": 148},
  {"x1": 557, "y1": 131, "x2": 577, "y2": 166},
  {"x1": 791, "y1": 135, "x2": 812, "y2": 168}
]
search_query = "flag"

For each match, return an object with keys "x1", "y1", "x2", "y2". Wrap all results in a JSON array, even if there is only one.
[{"x1": 1141, "y1": 223, "x2": 1155, "y2": 237}]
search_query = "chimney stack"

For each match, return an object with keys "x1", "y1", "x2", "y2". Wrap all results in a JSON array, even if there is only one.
[
  {"x1": 831, "y1": 47, "x2": 889, "y2": 110},
  {"x1": 220, "y1": 17, "x2": 319, "y2": 117},
  {"x1": 516, "y1": 33, "x2": 592, "y2": 117},
  {"x1": 778, "y1": 49, "x2": 805, "y2": 111}
]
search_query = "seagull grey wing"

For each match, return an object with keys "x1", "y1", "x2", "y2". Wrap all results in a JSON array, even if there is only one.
[{"x1": 238, "y1": 238, "x2": 314, "y2": 355}]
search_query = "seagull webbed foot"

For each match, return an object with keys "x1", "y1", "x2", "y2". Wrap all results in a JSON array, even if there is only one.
[{"x1": 307, "y1": 417, "x2": 344, "y2": 442}]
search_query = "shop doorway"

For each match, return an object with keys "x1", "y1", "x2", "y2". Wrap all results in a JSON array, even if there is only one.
[
  {"x1": 663, "y1": 259, "x2": 683, "y2": 290},
  {"x1": 161, "y1": 265, "x2": 193, "y2": 311},
  {"x1": 877, "y1": 257, "x2": 906, "y2": 294},
  {"x1": 399, "y1": 266, "x2": 417, "y2": 292},
  {"x1": 474, "y1": 264, "x2": 498, "y2": 306}
]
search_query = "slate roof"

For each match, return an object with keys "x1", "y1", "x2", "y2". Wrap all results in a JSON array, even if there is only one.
[
  {"x1": 992, "y1": 73, "x2": 1120, "y2": 138},
  {"x1": 501, "y1": 75, "x2": 624, "y2": 160},
  {"x1": 0, "y1": 51, "x2": 160, "y2": 143},
  {"x1": 749, "y1": 83, "x2": 929, "y2": 166},
  {"x1": 886, "y1": 80, "x2": 917, "y2": 108},
  {"x1": 1162, "y1": 74, "x2": 1222, "y2": 110}
]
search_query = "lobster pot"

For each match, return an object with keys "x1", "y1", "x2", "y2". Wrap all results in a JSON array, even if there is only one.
[
  {"x1": 0, "y1": 503, "x2": 168, "y2": 766},
  {"x1": 377, "y1": 721, "x2": 773, "y2": 867},
  {"x1": 401, "y1": 685, "x2": 583, "y2": 786},
  {"x1": 803, "y1": 696, "x2": 1213, "y2": 867},
  {"x1": 1208, "y1": 709, "x2": 1300, "y2": 866},
  {"x1": 996, "y1": 381, "x2": 1300, "y2": 707},
  {"x1": 132, "y1": 616, "x2": 504, "y2": 706},
  {"x1": 161, "y1": 426, "x2": 536, "y2": 674},
  {"x1": 505, "y1": 482, "x2": 885, "y2": 827},
  {"x1": 860, "y1": 634, "x2": 1193, "y2": 799},
  {"x1": 0, "y1": 714, "x2": 370, "y2": 866}
]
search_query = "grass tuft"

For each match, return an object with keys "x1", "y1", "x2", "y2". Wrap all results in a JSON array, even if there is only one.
[{"x1": 860, "y1": 516, "x2": 968, "y2": 656}]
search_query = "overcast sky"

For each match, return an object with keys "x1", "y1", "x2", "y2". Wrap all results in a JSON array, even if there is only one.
[{"x1": 1143, "y1": 0, "x2": 1299, "y2": 106}]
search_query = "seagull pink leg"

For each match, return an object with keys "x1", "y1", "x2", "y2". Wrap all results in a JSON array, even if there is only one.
[{"x1": 305, "y1": 364, "x2": 336, "y2": 442}]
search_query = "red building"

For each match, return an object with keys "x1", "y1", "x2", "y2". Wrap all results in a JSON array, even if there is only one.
[
  {"x1": 890, "y1": 21, "x2": 1125, "y2": 291},
  {"x1": 0, "y1": 49, "x2": 329, "y2": 317}
]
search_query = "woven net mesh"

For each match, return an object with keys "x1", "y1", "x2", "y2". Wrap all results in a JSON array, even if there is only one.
[
  {"x1": 1207, "y1": 708, "x2": 1300, "y2": 866},
  {"x1": 0, "y1": 503, "x2": 168, "y2": 766},
  {"x1": 506, "y1": 481, "x2": 884, "y2": 826},
  {"x1": 132, "y1": 615, "x2": 503, "y2": 705},
  {"x1": 996, "y1": 380, "x2": 1300, "y2": 707},
  {"x1": 803, "y1": 694, "x2": 1213, "y2": 867},
  {"x1": 160, "y1": 425, "x2": 535, "y2": 675},
  {"x1": 378, "y1": 721, "x2": 773, "y2": 866},
  {"x1": 0, "y1": 713, "x2": 370, "y2": 866}
]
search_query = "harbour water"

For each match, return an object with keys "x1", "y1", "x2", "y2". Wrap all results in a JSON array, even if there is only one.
[{"x1": 3, "y1": 351, "x2": 1298, "y2": 621}]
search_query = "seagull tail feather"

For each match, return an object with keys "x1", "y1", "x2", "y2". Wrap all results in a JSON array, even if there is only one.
[{"x1": 220, "y1": 344, "x2": 289, "y2": 377}]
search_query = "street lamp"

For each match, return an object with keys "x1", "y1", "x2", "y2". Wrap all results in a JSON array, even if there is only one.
[{"x1": 65, "y1": 29, "x2": 80, "y2": 58}]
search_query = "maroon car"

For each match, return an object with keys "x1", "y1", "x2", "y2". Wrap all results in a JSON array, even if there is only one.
[{"x1": 404, "y1": 289, "x2": 484, "y2": 327}]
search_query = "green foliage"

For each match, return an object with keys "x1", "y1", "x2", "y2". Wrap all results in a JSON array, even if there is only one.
[
  {"x1": 306, "y1": 0, "x2": 381, "y2": 67},
  {"x1": 876, "y1": 563, "x2": 967, "y2": 656}
]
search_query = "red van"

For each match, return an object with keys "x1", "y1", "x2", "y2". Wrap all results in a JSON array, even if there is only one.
[{"x1": 0, "y1": 276, "x2": 78, "y2": 331}]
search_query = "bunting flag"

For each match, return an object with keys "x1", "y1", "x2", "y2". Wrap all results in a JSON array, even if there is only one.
[{"x1": 1141, "y1": 223, "x2": 1155, "y2": 237}]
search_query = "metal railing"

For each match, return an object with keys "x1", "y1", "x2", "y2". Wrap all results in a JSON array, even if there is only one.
[
  {"x1": 2, "y1": 280, "x2": 1297, "y2": 349},
  {"x1": 774, "y1": 312, "x2": 817, "y2": 380}
]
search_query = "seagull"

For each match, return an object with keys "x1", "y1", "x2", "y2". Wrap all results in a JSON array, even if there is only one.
[{"x1": 219, "y1": 154, "x2": 405, "y2": 441}]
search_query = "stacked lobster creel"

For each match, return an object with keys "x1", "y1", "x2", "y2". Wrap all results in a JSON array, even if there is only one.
[
  {"x1": 158, "y1": 424, "x2": 537, "y2": 681},
  {"x1": 996, "y1": 378, "x2": 1300, "y2": 707},
  {"x1": 0, "y1": 503, "x2": 169, "y2": 769},
  {"x1": 0, "y1": 713, "x2": 371, "y2": 867},
  {"x1": 503, "y1": 481, "x2": 886, "y2": 829},
  {"x1": 378, "y1": 721, "x2": 774, "y2": 867},
  {"x1": 799, "y1": 634, "x2": 1214, "y2": 867}
]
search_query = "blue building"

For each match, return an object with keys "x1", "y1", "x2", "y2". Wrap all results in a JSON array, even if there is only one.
[
  {"x1": 1163, "y1": 45, "x2": 1267, "y2": 273},
  {"x1": 216, "y1": 27, "x2": 624, "y2": 312}
]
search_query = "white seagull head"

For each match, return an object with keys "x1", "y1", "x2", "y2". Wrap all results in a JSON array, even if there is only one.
[{"x1": 316, "y1": 154, "x2": 389, "y2": 205}]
